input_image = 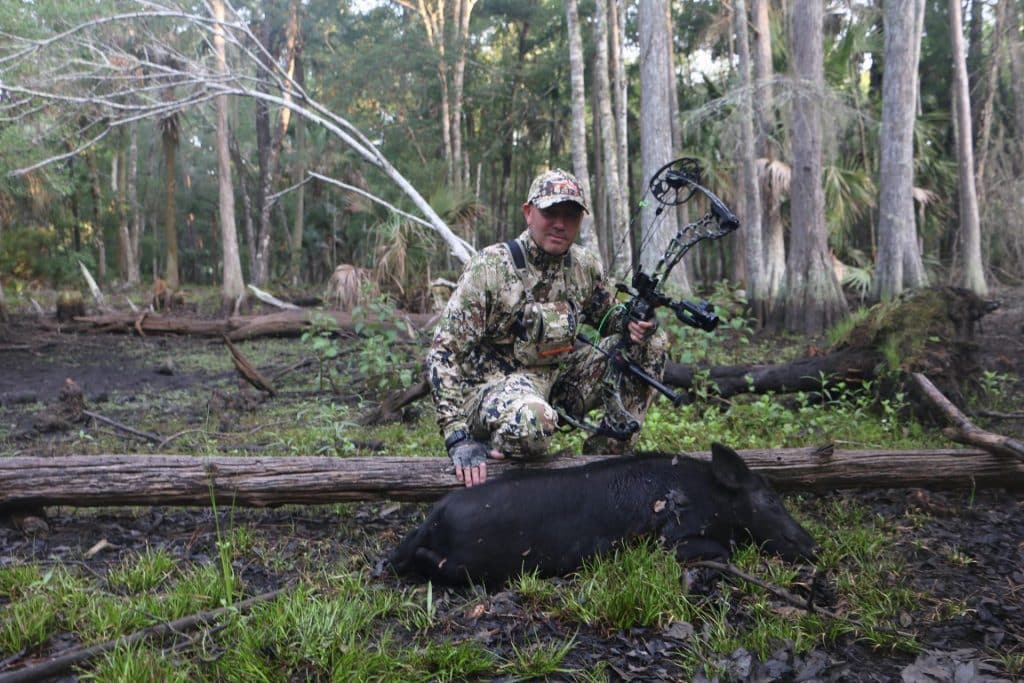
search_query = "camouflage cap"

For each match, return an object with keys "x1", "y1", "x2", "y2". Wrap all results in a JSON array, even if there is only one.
[{"x1": 526, "y1": 168, "x2": 589, "y2": 213}]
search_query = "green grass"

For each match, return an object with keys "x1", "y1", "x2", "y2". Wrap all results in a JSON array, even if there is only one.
[
  {"x1": 563, "y1": 540, "x2": 695, "y2": 630},
  {"x1": 107, "y1": 547, "x2": 178, "y2": 594}
]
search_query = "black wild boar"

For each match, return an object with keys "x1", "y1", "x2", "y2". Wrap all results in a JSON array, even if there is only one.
[{"x1": 389, "y1": 442, "x2": 818, "y2": 587}]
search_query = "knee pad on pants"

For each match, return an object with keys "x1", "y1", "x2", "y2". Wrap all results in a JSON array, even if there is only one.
[{"x1": 490, "y1": 398, "x2": 557, "y2": 457}]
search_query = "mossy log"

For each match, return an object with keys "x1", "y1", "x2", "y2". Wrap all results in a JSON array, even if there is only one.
[{"x1": 1, "y1": 447, "x2": 1022, "y2": 512}]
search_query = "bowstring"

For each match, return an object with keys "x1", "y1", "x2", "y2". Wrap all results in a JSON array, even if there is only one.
[{"x1": 605, "y1": 179, "x2": 669, "y2": 285}]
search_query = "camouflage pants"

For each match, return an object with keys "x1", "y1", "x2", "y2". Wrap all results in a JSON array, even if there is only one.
[{"x1": 467, "y1": 331, "x2": 668, "y2": 457}]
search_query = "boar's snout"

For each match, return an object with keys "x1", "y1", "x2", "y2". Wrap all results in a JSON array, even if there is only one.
[{"x1": 777, "y1": 527, "x2": 819, "y2": 563}]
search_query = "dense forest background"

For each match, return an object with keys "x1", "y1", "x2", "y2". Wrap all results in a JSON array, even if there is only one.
[{"x1": 1, "y1": 0, "x2": 1021, "y2": 333}]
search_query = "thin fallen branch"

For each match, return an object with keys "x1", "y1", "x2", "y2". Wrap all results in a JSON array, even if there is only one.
[
  {"x1": 693, "y1": 561, "x2": 916, "y2": 642},
  {"x1": 911, "y1": 372, "x2": 1024, "y2": 462},
  {"x1": 83, "y1": 410, "x2": 162, "y2": 444},
  {"x1": 0, "y1": 589, "x2": 284, "y2": 683},
  {"x1": 693, "y1": 560, "x2": 836, "y2": 618}
]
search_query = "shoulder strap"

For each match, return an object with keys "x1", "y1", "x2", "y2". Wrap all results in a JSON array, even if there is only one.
[{"x1": 505, "y1": 239, "x2": 527, "y2": 271}]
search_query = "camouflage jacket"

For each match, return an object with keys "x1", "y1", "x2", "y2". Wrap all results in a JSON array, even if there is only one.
[{"x1": 427, "y1": 230, "x2": 628, "y2": 441}]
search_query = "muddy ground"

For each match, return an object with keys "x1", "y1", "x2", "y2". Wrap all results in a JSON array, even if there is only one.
[{"x1": 0, "y1": 287, "x2": 1022, "y2": 682}]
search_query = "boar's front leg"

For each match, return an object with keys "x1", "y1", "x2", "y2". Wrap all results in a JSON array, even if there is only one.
[{"x1": 671, "y1": 537, "x2": 731, "y2": 563}]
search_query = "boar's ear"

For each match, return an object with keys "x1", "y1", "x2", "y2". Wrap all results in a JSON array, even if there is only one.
[{"x1": 710, "y1": 442, "x2": 753, "y2": 490}]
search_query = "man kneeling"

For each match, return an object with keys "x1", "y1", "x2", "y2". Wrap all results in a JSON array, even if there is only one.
[{"x1": 427, "y1": 168, "x2": 667, "y2": 486}]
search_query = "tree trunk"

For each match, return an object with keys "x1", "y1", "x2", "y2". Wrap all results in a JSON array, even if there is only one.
[
  {"x1": 638, "y1": 0, "x2": 681, "y2": 286},
  {"x1": 591, "y1": 84, "x2": 610, "y2": 266},
  {"x1": 228, "y1": 130, "x2": 258, "y2": 278},
  {"x1": 86, "y1": 150, "x2": 106, "y2": 281},
  {"x1": 874, "y1": 0, "x2": 927, "y2": 301},
  {"x1": 593, "y1": 0, "x2": 628, "y2": 277},
  {"x1": 779, "y1": 0, "x2": 847, "y2": 334},
  {"x1": 610, "y1": 0, "x2": 629, "y2": 215},
  {"x1": 213, "y1": 0, "x2": 246, "y2": 314},
  {"x1": 398, "y1": 1, "x2": 454, "y2": 184},
  {"x1": 451, "y1": 0, "x2": 478, "y2": 189},
  {"x1": 115, "y1": 144, "x2": 132, "y2": 282},
  {"x1": 565, "y1": 0, "x2": 599, "y2": 259},
  {"x1": 751, "y1": 0, "x2": 784, "y2": 308},
  {"x1": 127, "y1": 124, "x2": 141, "y2": 285},
  {"x1": 161, "y1": 115, "x2": 180, "y2": 290},
  {"x1": 734, "y1": 0, "x2": 766, "y2": 323},
  {"x1": 289, "y1": 63, "x2": 307, "y2": 287},
  {"x1": 252, "y1": 0, "x2": 301, "y2": 286},
  {"x1": 949, "y1": 0, "x2": 987, "y2": 295},
  {"x1": 1011, "y1": 2, "x2": 1024, "y2": 146},
  {"x1": 2, "y1": 447, "x2": 1019, "y2": 511},
  {"x1": 974, "y1": 0, "x2": 1008, "y2": 195},
  {"x1": 665, "y1": 0, "x2": 692, "y2": 293},
  {"x1": 966, "y1": 0, "x2": 986, "y2": 138}
]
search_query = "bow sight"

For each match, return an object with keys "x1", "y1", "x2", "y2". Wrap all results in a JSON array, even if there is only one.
[{"x1": 559, "y1": 157, "x2": 740, "y2": 442}]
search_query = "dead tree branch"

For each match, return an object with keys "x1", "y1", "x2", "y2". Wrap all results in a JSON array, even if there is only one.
[{"x1": 911, "y1": 372, "x2": 1024, "y2": 461}]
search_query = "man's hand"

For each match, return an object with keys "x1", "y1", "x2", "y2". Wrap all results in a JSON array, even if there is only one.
[
  {"x1": 450, "y1": 439, "x2": 505, "y2": 487},
  {"x1": 628, "y1": 317, "x2": 658, "y2": 344}
]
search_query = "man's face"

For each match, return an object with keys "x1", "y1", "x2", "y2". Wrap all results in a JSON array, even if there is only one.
[{"x1": 522, "y1": 201, "x2": 584, "y2": 256}]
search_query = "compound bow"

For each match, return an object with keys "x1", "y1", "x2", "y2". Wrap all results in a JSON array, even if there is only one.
[{"x1": 557, "y1": 157, "x2": 740, "y2": 440}]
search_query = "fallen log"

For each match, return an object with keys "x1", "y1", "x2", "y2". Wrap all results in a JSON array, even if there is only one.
[
  {"x1": 1, "y1": 447, "x2": 1021, "y2": 511},
  {"x1": 662, "y1": 349, "x2": 879, "y2": 399},
  {"x1": 55, "y1": 309, "x2": 436, "y2": 341}
]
